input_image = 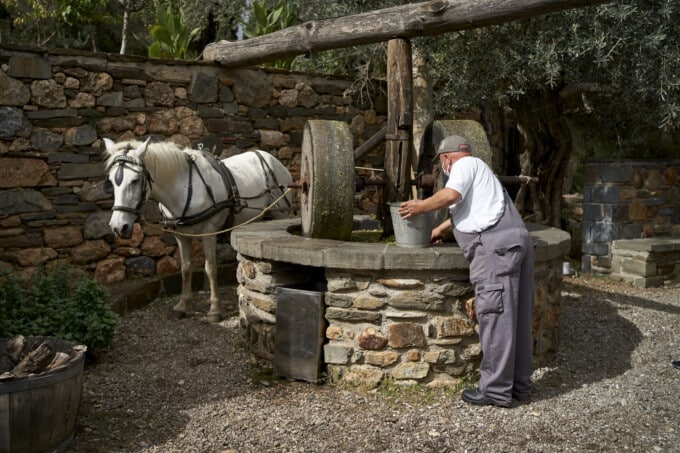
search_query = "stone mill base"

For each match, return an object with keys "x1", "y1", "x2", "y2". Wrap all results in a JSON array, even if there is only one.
[{"x1": 232, "y1": 217, "x2": 571, "y2": 388}]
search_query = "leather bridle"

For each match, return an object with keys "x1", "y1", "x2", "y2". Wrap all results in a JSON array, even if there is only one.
[{"x1": 105, "y1": 147, "x2": 153, "y2": 218}]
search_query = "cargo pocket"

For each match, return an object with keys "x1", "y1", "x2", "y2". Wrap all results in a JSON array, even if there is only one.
[
  {"x1": 493, "y1": 244, "x2": 523, "y2": 276},
  {"x1": 475, "y1": 282, "x2": 504, "y2": 315}
]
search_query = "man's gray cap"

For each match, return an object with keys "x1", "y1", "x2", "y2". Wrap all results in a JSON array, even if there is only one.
[{"x1": 432, "y1": 135, "x2": 473, "y2": 161}]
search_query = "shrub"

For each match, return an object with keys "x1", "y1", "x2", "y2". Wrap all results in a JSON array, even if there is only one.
[
  {"x1": 148, "y1": 4, "x2": 200, "y2": 60},
  {"x1": 0, "y1": 266, "x2": 118, "y2": 354}
]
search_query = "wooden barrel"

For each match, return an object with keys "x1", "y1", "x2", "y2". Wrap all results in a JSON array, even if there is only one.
[{"x1": 0, "y1": 341, "x2": 85, "y2": 453}]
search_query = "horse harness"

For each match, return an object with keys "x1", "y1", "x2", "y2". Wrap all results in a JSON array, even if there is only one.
[
  {"x1": 105, "y1": 143, "x2": 153, "y2": 217},
  {"x1": 108, "y1": 146, "x2": 289, "y2": 229},
  {"x1": 161, "y1": 150, "x2": 290, "y2": 229}
]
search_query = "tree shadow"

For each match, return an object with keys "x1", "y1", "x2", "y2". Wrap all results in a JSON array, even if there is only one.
[{"x1": 533, "y1": 280, "x2": 677, "y2": 401}]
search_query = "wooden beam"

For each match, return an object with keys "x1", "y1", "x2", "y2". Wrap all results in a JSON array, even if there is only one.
[
  {"x1": 203, "y1": 0, "x2": 614, "y2": 67},
  {"x1": 385, "y1": 39, "x2": 414, "y2": 204},
  {"x1": 354, "y1": 126, "x2": 386, "y2": 160}
]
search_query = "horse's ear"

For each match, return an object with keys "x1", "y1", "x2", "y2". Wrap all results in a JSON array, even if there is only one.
[
  {"x1": 136, "y1": 137, "x2": 152, "y2": 158},
  {"x1": 103, "y1": 137, "x2": 115, "y2": 151}
]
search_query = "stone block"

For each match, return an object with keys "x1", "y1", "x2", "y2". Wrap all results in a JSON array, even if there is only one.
[
  {"x1": 0, "y1": 71, "x2": 30, "y2": 106},
  {"x1": 582, "y1": 241, "x2": 609, "y2": 256},
  {"x1": 582, "y1": 203, "x2": 604, "y2": 221},
  {"x1": 364, "y1": 351, "x2": 399, "y2": 367},
  {"x1": 388, "y1": 290, "x2": 444, "y2": 311},
  {"x1": 581, "y1": 254, "x2": 593, "y2": 274},
  {"x1": 600, "y1": 163, "x2": 633, "y2": 183},
  {"x1": 392, "y1": 362, "x2": 429, "y2": 380},
  {"x1": 433, "y1": 316, "x2": 474, "y2": 338},
  {"x1": 633, "y1": 275, "x2": 665, "y2": 288},
  {"x1": 340, "y1": 365, "x2": 383, "y2": 388},
  {"x1": 358, "y1": 327, "x2": 388, "y2": 350},
  {"x1": 605, "y1": 204, "x2": 631, "y2": 223},
  {"x1": 619, "y1": 223, "x2": 643, "y2": 239},
  {"x1": 0, "y1": 158, "x2": 57, "y2": 188},
  {"x1": 8, "y1": 54, "x2": 52, "y2": 79},
  {"x1": 613, "y1": 238, "x2": 680, "y2": 253},
  {"x1": 58, "y1": 163, "x2": 103, "y2": 179},
  {"x1": 353, "y1": 295, "x2": 385, "y2": 309},
  {"x1": 325, "y1": 293, "x2": 353, "y2": 308},
  {"x1": 324, "y1": 343, "x2": 353, "y2": 364},
  {"x1": 387, "y1": 322, "x2": 426, "y2": 348},
  {"x1": 325, "y1": 307, "x2": 381, "y2": 323},
  {"x1": 628, "y1": 200, "x2": 647, "y2": 221},
  {"x1": 621, "y1": 258, "x2": 657, "y2": 277},
  {"x1": 590, "y1": 185, "x2": 622, "y2": 204}
]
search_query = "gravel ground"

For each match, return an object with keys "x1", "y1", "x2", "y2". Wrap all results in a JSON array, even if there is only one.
[{"x1": 68, "y1": 274, "x2": 680, "y2": 453}]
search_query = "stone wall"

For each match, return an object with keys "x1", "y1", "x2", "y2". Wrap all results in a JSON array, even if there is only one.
[
  {"x1": 581, "y1": 160, "x2": 680, "y2": 279},
  {"x1": 0, "y1": 46, "x2": 387, "y2": 286}
]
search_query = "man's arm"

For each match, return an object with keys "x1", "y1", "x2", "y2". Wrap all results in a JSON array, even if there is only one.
[{"x1": 397, "y1": 187, "x2": 460, "y2": 219}]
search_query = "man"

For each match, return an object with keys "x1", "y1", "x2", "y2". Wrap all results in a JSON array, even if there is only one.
[{"x1": 398, "y1": 134, "x2": 535, "y2": 407}]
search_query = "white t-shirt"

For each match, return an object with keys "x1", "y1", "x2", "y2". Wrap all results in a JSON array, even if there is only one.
[{"x1": 445, "y1": 156, "x2": 505, "y2": 233}]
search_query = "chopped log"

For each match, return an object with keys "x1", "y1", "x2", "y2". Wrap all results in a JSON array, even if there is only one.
[
  {"x1": 6, "y1": 334, "x2": 25, "y2": 362},
  {"x1": 47, "y1": 352, "x2": 72, "y2": 370},
  {"x1": 203, "y1": 0, "x2": 615, "y2": 68},
  {"x1": 11, "y1": 341, "x2": 55, "y2": 377},
  {"x1": 1, "y1": 335, "x2": 87, "y2": 380}
]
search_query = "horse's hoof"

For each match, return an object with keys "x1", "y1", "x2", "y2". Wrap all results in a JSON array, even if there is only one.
[
  {"x1": 172, "y1": 309, "x2": 187, "y2": 319},
  {"x1": 207, "y1": 313, "x2": 222, "y2": 323}
]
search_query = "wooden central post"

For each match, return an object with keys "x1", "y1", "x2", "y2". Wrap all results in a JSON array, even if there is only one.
[{"x1": 382, "y1": 38, "x2": 414, "y2": 232}]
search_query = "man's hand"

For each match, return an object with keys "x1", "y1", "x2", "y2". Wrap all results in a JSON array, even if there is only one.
[{"x1": 397, "y1": 199, "x2": 423, "y2": 219}]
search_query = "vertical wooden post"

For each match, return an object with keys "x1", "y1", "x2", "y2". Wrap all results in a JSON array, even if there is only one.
[{"x1": 382, "y1": 38, "x2": 414, "y2": 233}]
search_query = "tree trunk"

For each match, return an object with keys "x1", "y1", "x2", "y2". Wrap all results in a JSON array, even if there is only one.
[
  {"x1": 203, "y1": 0, "x2": 614, "y2": 67},
  {"x1": 508, "y1": 86, "x2": 571, "y2": 228},
  {"x1": 120, "y1": 9, "x2": 130, "y2": 55}
]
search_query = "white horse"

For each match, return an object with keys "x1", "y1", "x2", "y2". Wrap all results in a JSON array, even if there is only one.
[{"x1": 103, "y1": 138, "x2": 293, "y2": 321}]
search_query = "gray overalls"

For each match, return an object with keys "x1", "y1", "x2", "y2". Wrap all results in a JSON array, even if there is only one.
[{"x1": 453, "y1": 191, "x2": 535, "y2": 404}]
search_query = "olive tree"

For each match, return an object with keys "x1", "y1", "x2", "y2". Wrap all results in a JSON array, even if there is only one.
[
  {"x1": 424, "y1": 1, "x2": 679, "y2": 225},
  {"x1": 292, "y1": 0, "x2": 679, "y2": 226}
]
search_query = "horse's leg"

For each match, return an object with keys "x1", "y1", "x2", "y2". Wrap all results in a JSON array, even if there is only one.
[
  {"x1": 202, "y1": 234, "x2": 222, "y2": 322},
  {"x1": 172, "y1": 235, "x2": 193, "y2": 317}
]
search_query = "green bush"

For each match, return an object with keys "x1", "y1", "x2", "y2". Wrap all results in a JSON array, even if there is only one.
[{"x1": 0, "y1": 266, "x2": 118, "y2": 353}]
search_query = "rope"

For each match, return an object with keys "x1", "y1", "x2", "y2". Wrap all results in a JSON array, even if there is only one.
[{"x1": 162, "y1": 188, "x2": 293, "y2": 238}]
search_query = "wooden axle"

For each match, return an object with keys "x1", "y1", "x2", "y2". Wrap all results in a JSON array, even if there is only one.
[
  {"x1": 288, "y1": 176, "x2": 386, "y2": 192},
  {"x1": 289, "y1": 173, "x2": 537, "y2": 192},
  {"x1": 417, "y1": 173, "x2": 538, "y2": 190}
]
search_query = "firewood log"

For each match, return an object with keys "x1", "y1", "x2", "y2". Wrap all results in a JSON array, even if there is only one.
[{"x1": 11, "y1": 342, "x2": 55, "y2": 377}]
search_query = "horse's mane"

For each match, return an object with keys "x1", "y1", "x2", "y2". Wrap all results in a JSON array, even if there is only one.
[{"x1": 104, "y1": 140, "x2": 191, "y2": 185}]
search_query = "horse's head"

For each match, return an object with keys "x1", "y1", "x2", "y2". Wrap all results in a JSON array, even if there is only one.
[{"x1": 103, "y1": 137, "x2": 153, "y2": 239}]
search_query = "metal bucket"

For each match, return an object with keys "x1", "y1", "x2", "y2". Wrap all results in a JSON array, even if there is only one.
[{"x1": 388, "y1": 202, "x2": 434, "y2": 248}]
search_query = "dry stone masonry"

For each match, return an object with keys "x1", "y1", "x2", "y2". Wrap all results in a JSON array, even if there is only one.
[
  {"x1": 0, "y1": 47, "x2": 387, "y2": 294},
  {"x1": 231, "y1": 218, "x2": 571, "y2": 387},
  {"x1": 581, "y1": 160, "x2": 680, "y2": 286}
]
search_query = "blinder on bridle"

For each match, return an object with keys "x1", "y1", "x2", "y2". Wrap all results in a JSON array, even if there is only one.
[{"x1": 105, "y1": 146, "x2": 153, "y2": 217}]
